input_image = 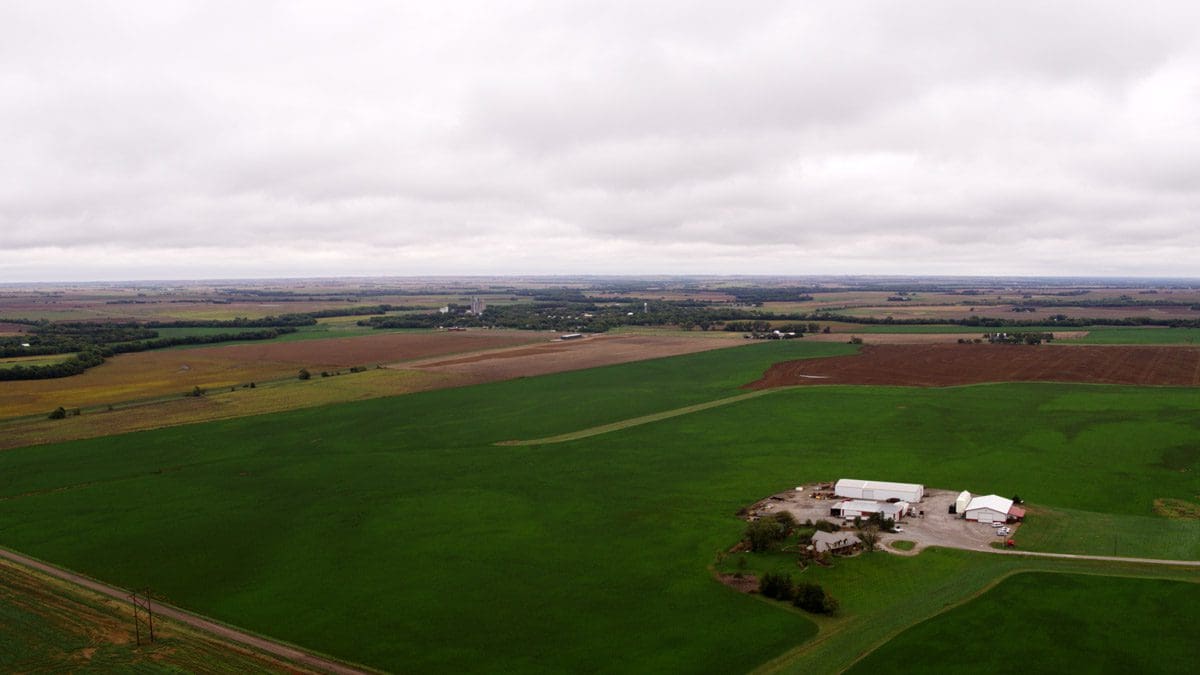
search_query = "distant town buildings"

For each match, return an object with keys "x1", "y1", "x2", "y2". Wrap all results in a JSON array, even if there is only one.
[{"x1": 469, "y1": 296, "x2": 486, "y2": 314}]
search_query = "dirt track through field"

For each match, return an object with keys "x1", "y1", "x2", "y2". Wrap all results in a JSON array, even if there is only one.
[{"x1": 747, "y1": 344, "x2": 1200, "y2": 388}]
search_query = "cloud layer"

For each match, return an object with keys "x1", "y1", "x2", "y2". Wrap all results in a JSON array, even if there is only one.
[{"x1": 3, "y1": 1, "x2": 1200, "y2": 280}]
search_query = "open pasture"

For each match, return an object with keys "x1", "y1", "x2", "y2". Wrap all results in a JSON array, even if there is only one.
[
  {"x1": 845, "y1": 572, "x2": 1200, "y2": 674},
  {"x1": 0, "y1": 342, "x2": 1197, "y2": 672},
  {"x1": 749, "y1": 343, "x2": 1200, "y2": 388}
]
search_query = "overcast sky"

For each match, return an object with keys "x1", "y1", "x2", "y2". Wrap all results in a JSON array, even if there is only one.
[{"x1": 3, "y1": 1, "x2": 1199, "y2": 282}]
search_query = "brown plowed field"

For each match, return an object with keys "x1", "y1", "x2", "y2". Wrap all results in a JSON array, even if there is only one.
[
  {"x1": 409, "y1": 334, "x2": 740, "y2": 384},
  {"x1": 182, "y1": 330, "x2": 540, "y2": 368},
  {"x1": 746, "y1": 344, "x2": 1200, "y2": 388}
]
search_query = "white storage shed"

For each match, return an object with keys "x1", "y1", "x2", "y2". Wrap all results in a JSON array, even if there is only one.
[
  {"x1": 964, "y1": 495, "x2": 1014, "y2": 524},
  {"x1": 955, "y1": 490, "x2": 972, "y2": 514},
  {"x1": 835, "y1": 478, "x2": 924, "y2": 503}
]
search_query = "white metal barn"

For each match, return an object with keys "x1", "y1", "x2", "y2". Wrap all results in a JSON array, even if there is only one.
[
  {"x1": 834, "y1": 479, "x2": 924, "y2": 502},
  {"x1": 833, "y1": 499, "x2": 909, "y2": 520},
  {"x1": 955, "y1": 491, "x2": 972, "y2": 513},
  {"x1": 964, "y1": 495, "x2": 1014, "y2": 524}
]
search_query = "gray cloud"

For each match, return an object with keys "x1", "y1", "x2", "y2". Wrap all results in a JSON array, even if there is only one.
[{"x1": 2, "y1": 1, "x2": 1200, "y2": 280}]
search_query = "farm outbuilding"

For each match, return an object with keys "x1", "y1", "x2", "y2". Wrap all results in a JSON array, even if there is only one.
[
  {"x1": 811, "y1": 531, "x2": 862, "y2": 554},
  {"x1": 834, "y1": 479, "x2": 924, "y2": 503},
  {"x1": 964, "y1": 495, "x2": 1014, "y2": 524},
  {"x1": 954, "y1": 490, "x2": 972, "y2": 514},
  {"x1": 831, "y1": 499, "x2": 909, "y2": 521}
]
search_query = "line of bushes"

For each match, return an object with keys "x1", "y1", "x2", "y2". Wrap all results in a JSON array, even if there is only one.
[{"x1": 758, "y1": 573, "x2": 839, "y2": 615}]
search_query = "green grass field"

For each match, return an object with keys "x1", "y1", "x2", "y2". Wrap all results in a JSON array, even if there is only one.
[
  {"x1": 0, "y1": 340, "x2": 1197, "y2": 672},
  {"x1": 1062, "y1": 327, "x2": 1200, "y2": 344},
  {"x1": 845, "y1": 572, "x2": 1200, "y2": 674}
]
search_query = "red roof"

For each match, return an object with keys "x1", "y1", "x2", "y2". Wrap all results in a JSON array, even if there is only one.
[{"x1": 1008, "y1": 505, "x2": 1026, "y2": 518}]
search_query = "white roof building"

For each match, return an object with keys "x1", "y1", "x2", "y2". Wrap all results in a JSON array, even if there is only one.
[
  {"x1": 964, "y1": 495, "x2": 1014, "y2": 524},
  {"x1": 833, "y1": 499, "x2": 909, "y2": 520},
  {"x1": 955, "y1": 490, "x2": 972, "y2": 513},
  {"x1": 811, "y1": 531, "x2": 861, "y2": 553},
  {"x1": 835, "y1": 479, "x2": 924, "y2": 502}
]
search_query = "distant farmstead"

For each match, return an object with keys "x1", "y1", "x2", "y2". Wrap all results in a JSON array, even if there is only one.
[{"x1": 834, "y1": 479, "x2": 924, "y2": 503}]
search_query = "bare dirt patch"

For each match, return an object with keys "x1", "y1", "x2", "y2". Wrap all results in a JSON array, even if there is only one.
[
  {"x1": 747, "y1": 344, "x2": 1200, "y2": 388},
  {"x1": 716, "y1": 574, "x2": 759, "y2": 593},
  {"x1": 406, "y1": 334, "x2": 741, "y2": 384},
  {"x1": 1153, "y1": 498, "x2": 1200, "y2": 520}
]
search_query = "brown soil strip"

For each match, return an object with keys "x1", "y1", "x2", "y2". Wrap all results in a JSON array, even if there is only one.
[
  {"x1": 183, "y1": 330, "x2": 541, "y2": 368},
  {"x1": 746, "y1": 344, "x2": 1200, "y2": 389},
  {"x1": 409, "y1": 334, "x2": 742, "y2": 385}
]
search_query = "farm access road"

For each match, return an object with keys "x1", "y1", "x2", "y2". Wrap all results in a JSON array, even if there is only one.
[{"x1": 0, "y1": 546, "x2": 373, "y2": 675}]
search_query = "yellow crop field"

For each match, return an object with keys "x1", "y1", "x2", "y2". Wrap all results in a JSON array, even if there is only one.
[
  {"x1": 0, "y1": 368, "x2": 457, "y2": 450},
  {"x1": 0, "y1": 351, "x2": 299, "y2": 418}
]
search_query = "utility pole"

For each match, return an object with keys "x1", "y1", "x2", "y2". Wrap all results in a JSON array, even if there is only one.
[{"x1": 129, "y1": 588, "x2": 155, "y2": 645}]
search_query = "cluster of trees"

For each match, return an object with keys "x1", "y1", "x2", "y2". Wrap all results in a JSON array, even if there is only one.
[
  {"x1": 0, "y1": 349, "x2": 105, "y2": 381},
  {"x1": 0, "y1": 328, "x2": 297, "y2": 381},
  {"x1": 758, "y1": 573, "x2": 839, "y2": 614},
  {"x1": 742, "y1": 512, "x2": 798, "y2": 552}
]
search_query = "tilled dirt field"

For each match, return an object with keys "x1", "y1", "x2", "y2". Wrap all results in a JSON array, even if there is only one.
[
  {"x1": 406, "y1": 334, "x2": 741, "y2": 384},
  {"x1": 184, "y1": 330, "x2": 541, "y2": 368},
  {"x1": 746, "y1": 344, "x2": 1200, "y2": 388}
]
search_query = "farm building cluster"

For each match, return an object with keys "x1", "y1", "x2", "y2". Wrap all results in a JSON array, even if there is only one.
[{"x1": 828, "y1": 479, "x2": 924, "y2": 522}]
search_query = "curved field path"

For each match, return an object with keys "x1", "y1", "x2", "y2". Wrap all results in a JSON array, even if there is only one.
[{"x1": 747, "y1": 344, "x2": 1200, "y2": 388}]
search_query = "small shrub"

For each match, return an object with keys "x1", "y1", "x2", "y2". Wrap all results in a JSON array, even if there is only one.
[
  {"x1": 759, "y1": 572, "x2": 794, "y2": 600},
  {"x1": 793, "y1": 582, "x2": 839, "y2": 614},
  {"x1": 48, "y1": 406, "x2": 67, "y2": 420},
  {"x1": 813, "y1": 519, "x2": 839, "y2": 533},
  {"x1": 298, "y1": 368, "x2": 311, "y2": 380}
]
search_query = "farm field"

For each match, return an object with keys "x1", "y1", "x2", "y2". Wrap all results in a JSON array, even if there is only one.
[
  {"x1": 0, "y1": 556, "x2": 323, "y2": 673},
  {"x1": 0, "y1": 342, "x2": 1197, "y2": 672},
  {"x1": 0, "y1": 330, "x2": 540, "y2": 418},
  {"x1": 407, "y1": 332, "x2": 745, "y2": 384},
  {"x1": 0, "y1": 368, "x2": 456, "y2": 451},
  {"x1": 838, "y1": 304, "x2": 1200, "y2": 321},
  {"x1": 845, "y1": 572, "x2": 1200, "y2": 674},
  {"x1": 1063, "y1": 327, "x2": 1200, "y2": 344},
  {"x1": 0, "y1": 331, "x2": 751, "y2": 450},
  {"x1": 749, "y1": 343, "x2": 1200, "y2": 388}
]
